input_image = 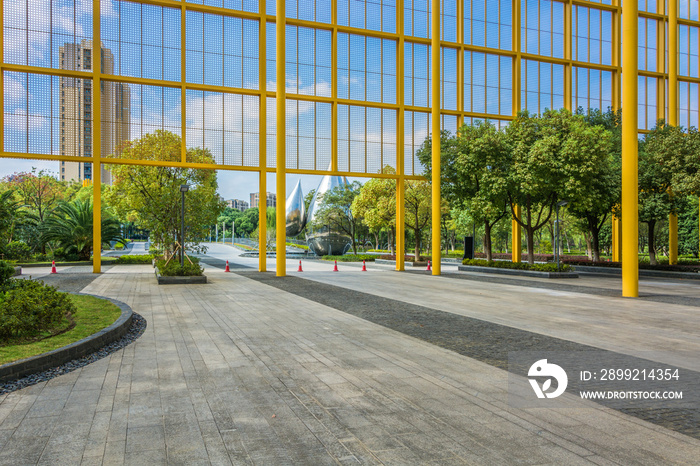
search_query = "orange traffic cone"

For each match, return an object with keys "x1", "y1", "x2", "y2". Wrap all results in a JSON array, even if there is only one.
[
  {"x1": 51, "y1": 261, "x2": 57, "y2": 274},
  {"x1": 297, "y1": 260, "x2": 303, "y2": 272},
  {"x1": 225, "y1": 260, "x2": 230, "y2": 272},
  {"x1": 333, "y1": 260, "x2": 339, "y2": 272},
  {"x1": 426, "y1": 260, "x2": 431, "y2": 271},
  {"x1": 361, "y1": 260, "x2": 367, "y2": 271}
]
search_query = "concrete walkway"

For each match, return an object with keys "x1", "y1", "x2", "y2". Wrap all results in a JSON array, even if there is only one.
[{"x1": 0, "y1": 246, "x2": 698, "y2": 464}]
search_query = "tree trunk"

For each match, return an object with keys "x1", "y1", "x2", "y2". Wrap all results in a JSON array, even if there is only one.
[
  {"x1": 390, "y1": 227, "x2": 395, "y2": 255},
  {"x1": 647, "y1": 220, "x2": 657, "y2": 265},
  {"x1": 526, "y1": 226, "x2": 536, "y2": 264},
  {"x1": 414, "y1": 229, "x2": 421, "y2": 261},
  {"x1": 373, "y1": 231, "x2": 379, "y2": 250},
  {"x1": 588, "y1": 217, "x2": 601, "y2": 262},
  {"x1": 484, "y1": 221, "x2": 493, "y2": 261},
  {"x1": 584, "y1": 233, "x2": 592, "y2": 260}
]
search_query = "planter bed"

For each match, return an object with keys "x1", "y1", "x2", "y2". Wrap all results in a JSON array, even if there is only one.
[
  {"x1": 0, "y1": 295, "x2": 133, "y2": 383},
  {"x1": 572, "y1": 265, "x2": 700, "y2": 280},
  {"x1": 154, "y1": 266, "x2": 207, "y2": 285},
  {"x1": 458, "y1": 264, "x2": 578, "y2": 279}
]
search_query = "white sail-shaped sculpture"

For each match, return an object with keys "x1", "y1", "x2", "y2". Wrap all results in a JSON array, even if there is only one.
[
  {"x1": 285, "y1": 180, "x2": 306, "y2": 237},
  {"x1": 305, "y1": 172, "x2": 352, "y2": 256}
]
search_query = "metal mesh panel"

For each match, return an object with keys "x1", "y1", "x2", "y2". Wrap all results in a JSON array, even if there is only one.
[
  {"x1": 4, "y1": 71, "x2": 66, "y2": 155},
  {"x1": 189, "y1": 0, "x2": 259, "y2": 13},
  {"x1": 404, "y1": 41, "x2": 431, "y2": 107},
  {"x1": 283, "y1": 0, "x2": 332, "y2": 23},
  {"x1": 638, "y1": 0, "x2": 657, "y2": 14},
  {"x1": 102, "y1": 0, "x2": 181, "y2": 82},
  {"x1": 185, "y1": 90, "x2": 259, "y2": 166},
  {"x1": 441, "y1": 47, "x2": 457, "y2": 110},
  {"x1": 285, "y1": 99, "x2": 331, "y2": 170},
  {"x1": 573, "y1": 5, "x2": 613, "y2": 66},
  {"x1": 102, "y1": 82, "x2": 180, "y2": 161},
  {"x1": 464, "y1": 0, "x2": 512, "y2": 50},
  {"x1": 4, "y1": 0, "x2": 93, "y2": 69},
  {"x1": 522, "y1": 0, "x2": 565, "y2": 59},
  {"x1": 679, "y1": 25, "x2": 699, "y2": 78},
  {"x1": 679, "y1": 81, "x2": 699, "y2": 129},
  {"x1": 338, "y1": 33, "x2": 396, "y2": 104},
  {"x1": 286, "y1": 26, "x2": 332, "y2": 97},
  {"x1": 637, "y1": 17, "x2": 657, "y2": 72},
  {"x1": 637, "y1": 75, "x2": 658, "y2": 130},
  {"x1": 186, "y1": 10, "x2": 259, "y2": 89},
  {"x1": 404, "y1": 0, "x2": 431, "y2": 39},
  {"x1": 266, "y1": 96, "x2": 276, "y2": 168},
  {"x1": 572, "y1": 67, "x2": 613, "y2": 113},
  {"x1": 338, "y1": 104, "x2": 396, "y2": 174},
  {"x1": 679, "y1": 0, "x2": 699, "y2": 20},
  {"x1": 337, "y1": 0, "x2": 397, "y2": 33},
  {"x1": 404, "y1": 110, "x2": 429, "y2": 176},
  {"x1": 465, "y1": 51, "x2": 512, "y2": 115},
  {"x1": 521, "y1": 59, "x2": 565, "y2": 113}
]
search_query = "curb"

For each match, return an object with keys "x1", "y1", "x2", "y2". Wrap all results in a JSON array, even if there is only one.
[
  {"x1": 457, "y1": 265, "x2": 579, "y2": 279},
  {"x1": 0, "y1": 294, "x2": 133, "y2": 383},
  {"x1": 374, "y1": 259, "x2": 428, "y2": 267}
]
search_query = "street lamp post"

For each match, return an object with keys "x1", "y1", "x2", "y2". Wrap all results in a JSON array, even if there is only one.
[
  {"x1": 555, "y1": 200, "x2": 569, "y2": 271},
  {"x1": 180, "y1": 185, "x2": 190, "y2": 267}
]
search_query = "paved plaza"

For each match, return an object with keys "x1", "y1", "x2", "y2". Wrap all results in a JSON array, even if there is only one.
[{"x1": 0, "y1": 243, "x2": 699, "y2": 464}]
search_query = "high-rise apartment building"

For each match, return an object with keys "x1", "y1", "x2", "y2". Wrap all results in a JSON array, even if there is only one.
[
  {"x1": 58, "y1": 40, "x2": 131, "y2": 184},
  {"x1": 226, "y1": 199, "x2": 250, "y2": 211},
  {"x1": 250, "y1": 192, "x2": 276, "y2": 209}
]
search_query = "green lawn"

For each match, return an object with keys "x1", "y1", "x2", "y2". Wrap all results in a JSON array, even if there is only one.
[{"x1": 0, "y1": 294, "x2": 122, "y2": 365}]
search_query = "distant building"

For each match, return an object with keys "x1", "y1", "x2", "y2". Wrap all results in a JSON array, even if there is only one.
[
  {"x1": 250, "y1": 192, "x2": 276, "y2": 209},
  {"x1": 58, "y1": 40, "x2": 130, "y2": 185},
  {"x1": 225, "y1": 199, "x2": 249, "y2": 211}
]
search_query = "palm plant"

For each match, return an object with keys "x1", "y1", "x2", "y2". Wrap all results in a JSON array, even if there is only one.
[{"x1": 41, "y1": 199, "x2": 122, "y2": 261}]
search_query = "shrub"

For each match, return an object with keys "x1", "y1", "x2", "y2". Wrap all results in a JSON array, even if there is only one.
[
  {"x1": 4, "y1": 241, "x2": 32, "y2": 261},
  {"x1": 114, "y1": 254, "x2": 155, "y2": 264},
  {"x1": 0, "y1": 279, "x2": 77, "y2": 341},
  {"x1": 155, "y1": 256, "x2": 203, "y2": 276},
  {"x1": 462, "y1": 259, "x2": 572, "y2": 272},
  {"x1": 0, "y1": 261, "x2": 14, "y2": 288},
  {"x1": 322, "y1": 254, "x2": 376, "y2": 262}
]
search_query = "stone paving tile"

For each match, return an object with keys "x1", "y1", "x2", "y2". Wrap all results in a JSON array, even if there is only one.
[{"x1": 1, "y1": 262, "x2": 700, "y2": 464}]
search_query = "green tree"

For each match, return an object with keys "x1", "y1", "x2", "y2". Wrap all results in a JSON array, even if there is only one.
[
  {"x1": 505, "y1": 109, "x2": 613, "y2": 264},
  {"x1": 638, "y1": 124, "x2": 690, "y2": 264},
  {"x1": 351, "y1": 167, "x2": 397, "y2": 254},
  {"x1": 105, "y1": 130, "x2": 224, "y2": 258},
  {"x1": 404, "y1": 180, "x2": 432, "y2": 259},
  {"x1": 0, "y1": 189, "x2": 25, "y2": 246},
  {"x1": 567, "y1": 108, "x2": 621, "y2": 261},
  {"x1": 310, "y1": 182, "x2": 363, "y2": 254},
  {"x1": 41, "y1": 199, "x2": 122, "y2": 261}
]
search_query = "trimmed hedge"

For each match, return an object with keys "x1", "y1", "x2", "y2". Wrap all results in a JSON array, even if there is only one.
[
  {"x1": 462, "y1": 258, "x2": 572, "y2": 272},
  {"x1": 155, "y1": 256, "x2": 204, "y2": 276},
  {"x1": 322, "y1": 254, "x2": 376, "y2": 262},
  {"x1": 113, "y1": 254, "x2": 156, "y2": 264},
  {"x1": 569, "y1": 260, "x2": 700, "y2": 273},
  {"x1": 379, "y1": 254, "x2": 431, "y2": 262}
]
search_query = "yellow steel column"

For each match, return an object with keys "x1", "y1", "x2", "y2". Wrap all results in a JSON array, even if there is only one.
[
  {"x1": 431, "y1": 0, "x2": 441, "y2": 275},
  {"x1": 0, "y1": 0, "x2": 4, "y2": 155},
  {"x1": 258, "y1": 5, "x2": 267, "y2": 272},
  {"x1": 622, "y1": 0, "x2": 639, "y2": 297},
  {"x1": 564, "y1": 0, "x2": 572, "y2": 110},
  {"x1": 611, "y1": 1, "x2": 622, "y2": 263},
  {"x1": 181, "y1": 4, "x2": 187, "y2": 164},
  {"x1": 92, "y1": 0, "x2": 101, "y2": 274},
  {"x1": 332, "y1": 1, "x2": 338, "y2": 173},
  {"x1": 668, "y1": 0, "x2": 679, "y2": 264},
  {"x1": 275, "y1": 0, "x2": 286, "y2": 276},
  {"x1": 511, "y1": 0, "x2": 522, "y2": 263},
  {"x1": 456, "y1": 0, "x2": 464, "y2": 129},
  {"x1": 396, "y1": 0, "x2": 405, "y2": 271}
]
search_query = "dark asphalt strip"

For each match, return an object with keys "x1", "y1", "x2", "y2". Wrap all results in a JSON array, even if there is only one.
[{"x1": 228, "y1": 268, "x2": 699, "y2": 440}]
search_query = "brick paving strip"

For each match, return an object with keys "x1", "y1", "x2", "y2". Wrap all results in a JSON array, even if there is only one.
[{"x1": 234, "y1": 270, "x2": 700, "y2": 440}]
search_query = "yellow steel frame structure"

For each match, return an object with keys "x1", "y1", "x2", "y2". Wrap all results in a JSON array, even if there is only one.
[{"x1": 0, "y1": 0, "x2": 696, "y2": 295}]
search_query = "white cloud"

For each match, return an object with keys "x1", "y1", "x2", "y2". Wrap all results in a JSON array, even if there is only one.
[{"x1": 5, "y1": 108, "x2": 48, "y2": 131}]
